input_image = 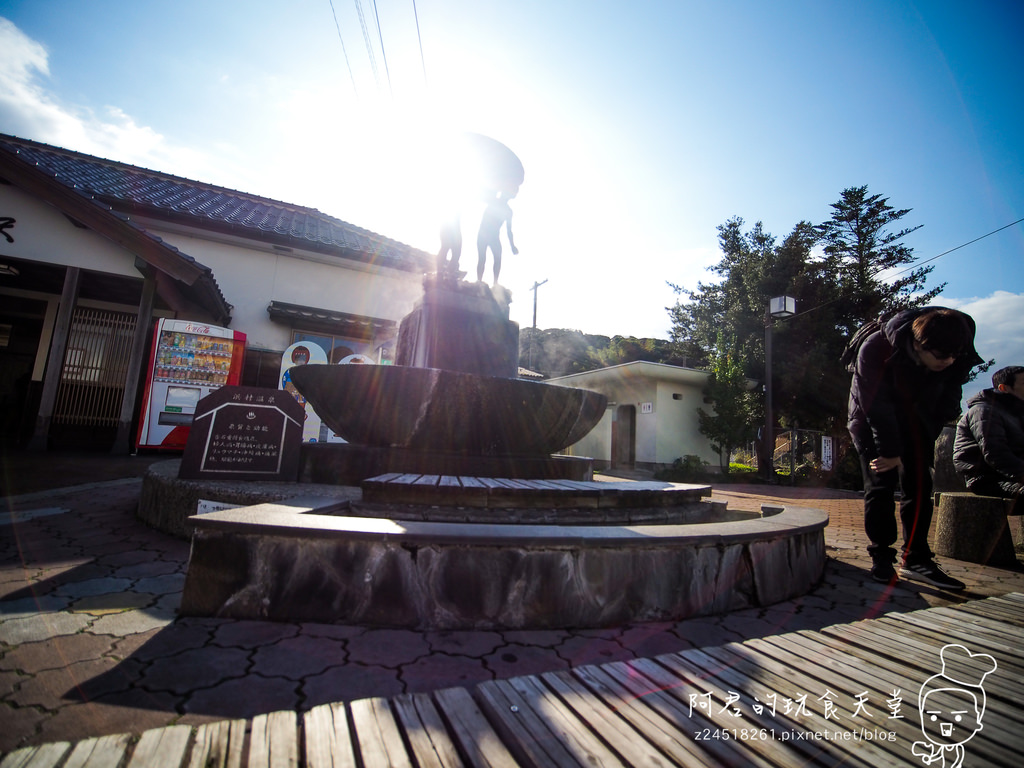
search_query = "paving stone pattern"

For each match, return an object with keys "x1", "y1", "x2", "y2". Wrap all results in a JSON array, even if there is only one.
[{"x1": 2, "y1": 475, "x2": 1024, "y2": 754}]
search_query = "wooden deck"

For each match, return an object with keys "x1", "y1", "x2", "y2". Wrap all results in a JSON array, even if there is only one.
[
  {"x1": 4, "y1": 594, "x2": 1023, "y2": 767},
  {"x1": 361, "y1": 473, "x2": 711, "y2": 510}
]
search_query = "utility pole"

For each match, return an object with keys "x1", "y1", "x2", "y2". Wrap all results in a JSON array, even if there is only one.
[{"x1": 529, "y1": 279, "x2": 548, "y2": 371}]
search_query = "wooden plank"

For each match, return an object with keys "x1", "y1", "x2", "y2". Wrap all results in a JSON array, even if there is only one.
[
  {"x1": 457, "y1": 476, "x2": 488, "y2": 488},
  {"x1": 413, "y1": 475, "x2": 442, "y2": 487},
  {"x1": 438, "y1": 476, "x2": 462, "y2": 488},
  {"x1": 476, "y1": 678, "x2": 583, "y2": 768},
  {"x1": 675, "y1": 646, "x2": 898, "y2": 767},
  {"x1": 248, "y1": 711, "x2": 299, "y2": 768},
  {"x1": 569, "y1": 664, "x2": 726, "y2": 767},
  {"x1": 748, "y1": 632, "x2": 1019, "y2": 765},
  {"x1": 775, "y1": 629, "x2": 1024, "y2": 765},
  {"x1": 590, "y1": 659, "x2": 751, "y2": 768},
  {"x1": 63, "y1": 734, "x2": 132, "y2": 768},
  {"x1": 952, "y1": 598, "x2": 1024, "y2": 625},
  {"x1": 128, "y1": 726, "x2": 192, "y2": 768},
  {"x1": 504, "y1": 675, "x2": 628, "y2": 767},
  {"x1": 365, "y1": 473, "x2": 404, "y2": 483},
  {"x1": 187, "y1": 720, "x2": 246, "y2": 768},
  {"x1": 541, "y1": 668, "x2": 696, "y2": 767},
  {"x1": 934, "y1": 601, "x2": 1024, "y2": 630},
  {"x1": 0, "y1": 743, "x2": 71, "y2": 768},
  {"x1": 390, "y1": 693, "x2": 463, "y2": 768},
  {"x1": 817, "y1": 623, "x2": 1024, "y2": 713},
  {"x1": 349, "y1": 697, "x2": 414, "y2": 768},
  {"x1": 431, "y1": 687, "x2": 520, "y2": 768},
  {"x1": 627, "y1": 654, "x2": 851, "y2": 768},
  {"x1": 880, "y1": 611, "x2": 1024, "y2": 669},
  {"x1": 304, "y1": 702, "x2": 357, "y2": 768}
]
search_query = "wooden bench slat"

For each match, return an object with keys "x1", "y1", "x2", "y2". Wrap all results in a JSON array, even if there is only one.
[
  {"x1": 248, "y1": 711, "x2": 298, "y2": 768},
  {"x1": 187, "y1": 720, "x2": 246, "y2": 768},
  {"x1": 128, "y1": 726, "x2": 192, "y2": 768},
  {"x1": 817, "y1": 623, "x2": 1024, "y2": 713},
  {"x1": 475, "y1": 679, "x2": 581, "y2": 768},
  {"x1": 431, "y1": 688, "x2": 520, "y2": 768},
  {"x1": 880, "y1": 611, "x2": 1024, "y2": 667},
  {"x1": 569, "y1": 664, "x2": 724, "y2": 767},
  {"x1": 946, "y1": 599, "x2": 1024, "y2": 626},
  {"x1": 747, "y1": 634, "x2": 979, "y2": 759},
  {"x1": 773, "y1": 630, "x2": 1024, "y2": 762},
  {"x1": 505, "y1": 675, "x2": 629, "y2": 768},
  {"x1": 349, "y1": 697, "x2": 414, "y2": 768},
  {"x1": 63, "y1": 734, "x2": 132, "y2": 768},
  {"x1": 629, "y1": 654, "x2": 849, "y2": 768},
  {"x1": 0, "y1": 743, "x2": 71, "y2": 768},
  {"x1": 390, "y1": 693, "x2": 464, "y2": 768},
  {"x1": 304, "y1": 703, "x2": 357, "y2": 768},
  {"x1": 541, "y1": 668, "x2": 693, "y2": 767},
  {"x1": 681, "y1": 646, "x2": 902, "y2": 767},
  {"x1": 712, "y1": 643, "x2": 1024, "y2": 768}
]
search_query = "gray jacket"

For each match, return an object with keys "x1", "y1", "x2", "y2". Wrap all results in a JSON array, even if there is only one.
[{"x1": 953, "y1": 388, "x2": 1024, "y2": 485}]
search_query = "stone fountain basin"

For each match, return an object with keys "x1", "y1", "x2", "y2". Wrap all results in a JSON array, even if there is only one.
[{"x1": 288, "y1": 364, "x2": 607, "y2": 455}]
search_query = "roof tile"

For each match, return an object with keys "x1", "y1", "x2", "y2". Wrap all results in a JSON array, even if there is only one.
[{"x1": 0, "y1": 135, "x2": 431, "y2": 273}]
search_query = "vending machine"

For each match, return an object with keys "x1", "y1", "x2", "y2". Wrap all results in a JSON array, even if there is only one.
[{"x1": 136, "y1": 318, "x2": 247, "y2": 450}]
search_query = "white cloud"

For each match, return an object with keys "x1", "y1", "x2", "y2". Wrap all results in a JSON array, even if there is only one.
[
  {"x1": 0, "y1": 18, "x2": 224, "y2": 186},
  {"x1": 943, "y1": 290, "x2": 1024, "y2": 398}
]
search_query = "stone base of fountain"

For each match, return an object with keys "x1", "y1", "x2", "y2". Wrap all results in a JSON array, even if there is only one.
[{"x1": 178, "y1": 476, "x2": 828, "y2": 630}]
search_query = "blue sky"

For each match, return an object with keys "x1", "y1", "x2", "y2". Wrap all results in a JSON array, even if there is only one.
[{"x1": 1, "y1": 0, "x2": 1021, "y2": 399}]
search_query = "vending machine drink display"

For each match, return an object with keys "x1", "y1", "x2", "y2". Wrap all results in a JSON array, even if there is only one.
[{"x1": 136, "y1": 318, "x2": 247, "y2": 450}]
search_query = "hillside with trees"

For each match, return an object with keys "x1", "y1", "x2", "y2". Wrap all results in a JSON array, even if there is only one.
[{"x1": 518, "y1": 329, "x2": 686, "y2": 377}]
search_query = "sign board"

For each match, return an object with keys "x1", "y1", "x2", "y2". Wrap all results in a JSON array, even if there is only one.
[
  {"x1": 179, "y1": 386, "x2": 304, "y2": 481},
  {"x1": 196, "y1": 499, "x2": 239, "y2": 515},
  {"x1": 640, "y1": 402, "x2": 654, "y2": 414},
  {"x1": 821, "y1": 435, "x2": 834, "y2": 471}
]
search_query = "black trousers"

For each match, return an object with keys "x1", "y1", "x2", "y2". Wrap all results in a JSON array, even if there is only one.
[{"x1": 859, "y1": 430, "x2": 935, "y2": 565}]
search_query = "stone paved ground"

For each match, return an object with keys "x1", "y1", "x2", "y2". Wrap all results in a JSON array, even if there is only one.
[{"x1": 2, "y1": 474, "x2": 1023, "y2": 754}]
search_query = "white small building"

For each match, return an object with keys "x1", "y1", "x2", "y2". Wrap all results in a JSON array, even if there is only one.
[{"x1": 548, "y1": 361, "x2": 721, "y2": 472}]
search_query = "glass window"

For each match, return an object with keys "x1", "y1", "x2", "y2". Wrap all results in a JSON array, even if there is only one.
[{"x1": 291, "y1": 331, "x2": 371, "y2": 364}]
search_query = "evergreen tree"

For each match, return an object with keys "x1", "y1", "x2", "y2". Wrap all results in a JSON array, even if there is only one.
[{"x1": 698, "y1": 334, "x2": 758, "y2": 473}]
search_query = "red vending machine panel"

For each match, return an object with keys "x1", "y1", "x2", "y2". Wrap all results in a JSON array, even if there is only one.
[{"x1": 136, "y1": 319, "x2": 246, "y2": 450}]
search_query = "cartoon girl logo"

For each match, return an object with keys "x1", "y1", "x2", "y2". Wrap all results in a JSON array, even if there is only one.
[{"x1": 912, "y1": 644, "x2": 997, "y2": 768}]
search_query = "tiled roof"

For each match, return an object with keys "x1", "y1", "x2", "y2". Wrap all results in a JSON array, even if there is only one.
[{"x1": 0, "y1": 135, "x2": 432, "y2": 273}]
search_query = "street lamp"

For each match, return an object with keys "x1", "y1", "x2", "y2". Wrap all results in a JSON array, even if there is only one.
[{"x1": 764, "y1": 295, "x2": 796, "y2": 483}]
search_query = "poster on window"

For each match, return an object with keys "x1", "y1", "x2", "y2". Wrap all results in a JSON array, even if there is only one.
[{"x1": 280, "y1": 341, "x2": 328, "y2": 442}]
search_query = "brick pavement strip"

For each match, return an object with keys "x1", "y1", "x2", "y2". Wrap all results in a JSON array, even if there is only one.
[{"x1": 2, "y1": 478, "x2": 1024, "y2": 756}]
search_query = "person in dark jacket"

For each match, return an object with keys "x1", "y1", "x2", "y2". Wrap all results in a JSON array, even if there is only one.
[
  {"x1": 847, "y1": 306, "x2": 983, "y2": 588},
  {"x1": 953, "y1": 365, "x2": 1024, "y2": 513}
]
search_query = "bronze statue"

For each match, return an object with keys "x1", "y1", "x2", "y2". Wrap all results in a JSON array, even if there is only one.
[
  {"x1": 476, "y1": 190, "x2": 517, "y2": 285},
  {"x1": 436, "y1": 211, "x2": 462, "y2": 278},
  {"x1": 435, "y1": 134, "x2": 523, "y2": 286}
]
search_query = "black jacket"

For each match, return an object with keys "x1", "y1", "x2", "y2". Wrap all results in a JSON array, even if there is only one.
[
  {"x1": 953, "y1": 388, "x2": 1024, "y2": 485},
  {"x1": 847, "y1": 307, "x2": 982, "y2": 458}
]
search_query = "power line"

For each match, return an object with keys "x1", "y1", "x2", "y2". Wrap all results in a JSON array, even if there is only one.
[
  {"x1": 353, "y1": 0, "x2": 381, "y2": 89},
  {"x1": 411, "y1": 0, "x2": 428, "y2": 87},
  {"x1": 371, "y1": 0, "x2": 393, "y2": 97},
  {"x1": 783, "y1": 216, "x2": 1024, "y2": 322},
  {"x1": 328, "y1": 0, "x2": 358, "y2": 97}
]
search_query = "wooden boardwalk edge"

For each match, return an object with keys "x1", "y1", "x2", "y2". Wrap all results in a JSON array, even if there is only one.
[{"x1": 3, "y1": 594, "x2": 1023, "y2": 768}]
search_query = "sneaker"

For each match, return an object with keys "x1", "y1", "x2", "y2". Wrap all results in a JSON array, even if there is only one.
[
  {"x1": 870, "y1": 560, "x2": 897, "y2": 583},
  {"x1": 898, "y1": 561, "x2": 965, "y2": 591}
]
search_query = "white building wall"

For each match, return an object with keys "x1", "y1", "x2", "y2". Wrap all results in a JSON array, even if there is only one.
[
  {"x1": 146, "y1": 227, "x2": 423, "y2": 352},
  {"x1": 1, "y1": 185, "x2": 139, "y2": 277}
]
